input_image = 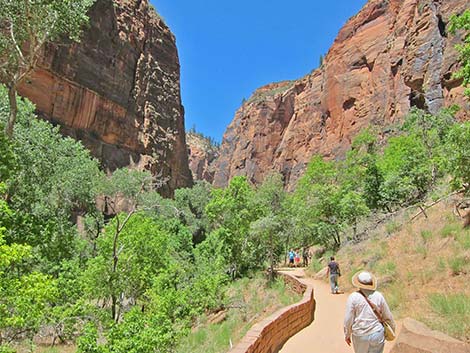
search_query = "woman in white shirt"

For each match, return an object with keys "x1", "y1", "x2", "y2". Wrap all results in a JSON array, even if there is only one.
[{"x1": 343, "y1": 271, "x2": 395, "y2": 353}]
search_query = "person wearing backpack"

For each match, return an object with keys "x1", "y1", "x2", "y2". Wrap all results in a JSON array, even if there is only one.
[
  {"x1": 343, "y1": 271, "x2": 396, "y2": 353},
  {"x1": 326, "y1": 256, "x2": 341, "y2": 294}
]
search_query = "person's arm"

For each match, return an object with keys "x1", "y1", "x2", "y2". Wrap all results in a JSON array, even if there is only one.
[{"x1": 344, "y1": 295, "x2": 355, "y2": 344}]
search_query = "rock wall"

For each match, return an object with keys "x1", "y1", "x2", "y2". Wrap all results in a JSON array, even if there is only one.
[
  {"x1": 17, "y1": 0, "x2": 192, "y2": 196},
  {"x1": 186, "y1": 132, "x2": 219, "y2": 183},
  {"x1": 213, "y1": 0, "x2": 470, "y2": 188}
]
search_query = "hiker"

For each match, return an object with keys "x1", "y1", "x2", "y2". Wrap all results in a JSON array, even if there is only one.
[
  {"x1": 288, "y1": 249, "x2": 295, "y2": 267},
  {"x1": 302, "y1": 247, "x2": 310, "y2": 267},
  {"x1": 294, "y1": 250, "x2": 301, "y2": 267},
  {"x1": 344, "y1": 271, "x2": 396, "y2": 353},
  {"x1": 326, "y1": 256, "x2": 341, "y2": 294}
]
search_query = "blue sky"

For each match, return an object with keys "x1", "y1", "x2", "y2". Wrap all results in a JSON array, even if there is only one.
[{"x1": 151, "y1": 0, "x2": 368, "y2": 142}]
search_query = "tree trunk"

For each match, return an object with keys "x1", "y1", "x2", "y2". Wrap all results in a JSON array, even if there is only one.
[
  {"x1": 111, "y1": 294, "x2": 117, "y2": 322},
  {"x1": 269, "y1": 233, "x2": 275, "y2": 282},
  {"x1": 5, "y1": 84, "x2": 17, "y2": 138}
]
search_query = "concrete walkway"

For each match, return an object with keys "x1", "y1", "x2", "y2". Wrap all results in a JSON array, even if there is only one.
[{"x1": 279, "y1": 269, "x2": 397, "y2": 353}]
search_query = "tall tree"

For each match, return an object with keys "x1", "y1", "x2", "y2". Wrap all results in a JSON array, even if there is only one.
[
  {"x1": 0, "y1": 0, "x2": 95, "y2": 137},
  {"x1": 450, "y1": 10, "x2": 470, "y2": 96}
]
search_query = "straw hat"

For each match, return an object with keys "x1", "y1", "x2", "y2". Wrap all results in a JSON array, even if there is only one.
[{"x1": 352, "y1": 271, "x2": 377, "y2": 291}]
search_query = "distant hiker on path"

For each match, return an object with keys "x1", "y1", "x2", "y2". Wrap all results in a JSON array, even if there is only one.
[
  {"x1": 344, "y1": 271, "x2": 396, "y2": 353},
  {"x1": 302, "y1": 247, "x2": 310, "y2": 267},
  {"x1": 294, "y1": 250, "x2": 301, "y2": 267},
  {"x1": 327, "y1": 256, "x2": 341, "y2": 294},
  {"x1": 288, "y1": 249, "x2": 295, "y2": 267}
]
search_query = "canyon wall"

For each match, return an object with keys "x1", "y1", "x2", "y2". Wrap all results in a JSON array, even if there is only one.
[
  {"x1": 186, "y1": 132, "x2": 219, "y2": 183},
  {"x1": 213, "y1": 0, "x2": 469, "y2": 188},
  {"x1": 17, "y1": 0, "x2": 192, "y2": 196}
]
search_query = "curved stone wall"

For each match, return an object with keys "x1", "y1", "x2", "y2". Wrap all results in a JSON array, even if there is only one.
[{"x1": 229, "y1": 272, "x2": 315, "y2": 353}]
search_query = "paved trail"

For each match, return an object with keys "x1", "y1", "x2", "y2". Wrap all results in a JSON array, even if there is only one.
[{"x1": 279, "y1": 269, "x2": 398, "y2": 353}]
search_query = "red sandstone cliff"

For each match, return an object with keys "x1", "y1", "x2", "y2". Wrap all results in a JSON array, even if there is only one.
[
  {"x1": 213, "y1": 0, "x2": 470, "y2": 188},
  {"x1": 186, "y1": 132, "x2": 219, "y2": 183},
  {"x1": 17, "y1": 0, "x2": 192, "y2": 196}
]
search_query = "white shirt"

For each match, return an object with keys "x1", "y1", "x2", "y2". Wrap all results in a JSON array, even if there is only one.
[{"x1": 343, "y1": 290, "x2": 395, "y2": 338}]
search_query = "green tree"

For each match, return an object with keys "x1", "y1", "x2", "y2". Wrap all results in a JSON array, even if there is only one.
[
  {"x1": 0, "y1": 128, "x2": 16, "y2": 182},
  {"x1": 0, "y1": 86, "x2": 102, "y2": 269},
  {"x1": 450, "y1": 10, "x2": 470, "y2": 96},
  {"x1": 250, "y1": 173, "x2": 286, "y2": 280},
  {"x1": 291, "y1": 156, "x2": 368, "y2": 249},
  {"x1": 342, "y1": 128, "x2": 383, "y2": 210},
  {"x1": 0, "y1": 221, "x2": 57, "y2": 346},
  {"x1": 444, "y1": 122, "x2": 470, "y2": 192},
  {"x1": 205, "y1": 176, "x2": 258, "y2": 277},
  {"x1": 82, "y1": 213, "x2": 177, "y2": 322},
  {"x1": 174, "y1": 181, "x2": 213, "y2": 244},
  {"x1": 378, "y1": 134, "x2": 433, "y2": 208},
  {"x1": 0, "y1": 0, "x2": 96, "y2": 136},
  {"x1": 401, "y1": 107, "x2": 457, "y2": 182}
]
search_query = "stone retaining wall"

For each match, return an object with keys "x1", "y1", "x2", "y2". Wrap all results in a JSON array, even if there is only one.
[{"x1": 229, "y1": 271, "x2": 315, "y2": 353}]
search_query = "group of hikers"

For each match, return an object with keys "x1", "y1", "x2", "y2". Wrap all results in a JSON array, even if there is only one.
[
  {"x1": 286, "y1": 250, "x2": 396, "y2": 353},
  {"x1": 287, "y1": 247, "x2": 310, "y2": 267},
  {"x1": 325, "y1": 256, "x2": 396, "y2": 353}
]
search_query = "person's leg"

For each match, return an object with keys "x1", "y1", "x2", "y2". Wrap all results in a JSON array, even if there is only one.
[
  {"x1": 366, "y1": 329, "x2": 385, "y2": 353},
  {"x1": 352, "y1": 334, "x2": 369, "y2": 353},
  {"x1": 333, "y1": 274, "x2": 339, "y2": 293},
  {"x1": 329, "y1": 274, "x2": 337, "y2": 293}
]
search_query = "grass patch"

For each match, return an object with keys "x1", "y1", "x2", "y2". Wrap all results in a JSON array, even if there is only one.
[
  {"x1": 348, "y1": 266, "x2": 363, "y2": 284},
  {"x1": 415, "y1": 244, "x2": 427, "y2": 259},
  {"x1": 428, "y1": 293, "x2": 470, "y2": 341},
  {"x1": 448, "y1": 256, "x2": 468, "y2": 275},
  {"x1": 440, "y1": 223, "x2": 460, "y2": 238},
  {"x1": 385, "y1": 221, "x2": 401, "y2": 235},
  {"x1": 384, "y1": 282, "x2": 406, "y2": 314},
  {"x1": 176, "y1": 275, "x2": 301, "y2": 353},
  {"x1": 437, "y1": 257, "x2": 447, "y2": 271},
  {"x1": 308, "y1": 258, "x2": 324, "y2": 274},
  {"x1": 420, "y1": 229, "x2": 433, "y2": 242},
  {"x1": 376, "y1": 261, "x2": 397, "y2": 277},
  {"x1": 456, "y1": 230, "x2": 470, "y2": 250}
]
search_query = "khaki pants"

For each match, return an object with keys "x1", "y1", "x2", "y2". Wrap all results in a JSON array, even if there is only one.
[{"x1": 352, "y1": 328, "x2": 385, "y2": 353}]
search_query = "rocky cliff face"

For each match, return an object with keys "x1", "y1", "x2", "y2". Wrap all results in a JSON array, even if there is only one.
[
  {"x1": 186, "y1": 132, "x2": 219, "y2": 183},
  {"x1": 17, "y1": 0, "x2": 192, "y2": 196},
  {"x1": 213, "y1": 0, "x2": 470, "y2": 188}
]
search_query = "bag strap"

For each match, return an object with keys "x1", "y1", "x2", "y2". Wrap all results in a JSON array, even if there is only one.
[{"x1": 358, "y1": 290, "x2": 384, "y2": 324}]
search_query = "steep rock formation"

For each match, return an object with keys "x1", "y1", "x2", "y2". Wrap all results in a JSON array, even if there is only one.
[
  {"x1": 17, "y1": 0, "x2": 192, "y2": 196},
  {"x1": 186, "y1": 132, "x2": 219, "y2": 183},
  {"x1": 213, "y1": 0, "x2": 470, "y2": 188}
]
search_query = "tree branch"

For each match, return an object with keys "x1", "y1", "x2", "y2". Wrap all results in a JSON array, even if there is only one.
[{"x1": 8, "y1": 18, "x2": 26, "y2": 64}]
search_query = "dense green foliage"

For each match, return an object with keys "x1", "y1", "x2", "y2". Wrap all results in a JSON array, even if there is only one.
[{"x1": 450, "y1": 10, "x2": 470, "y2": 96}]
